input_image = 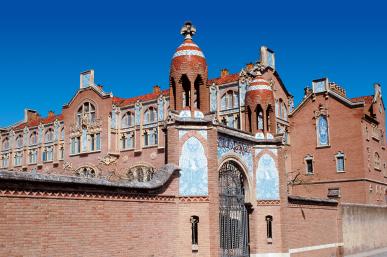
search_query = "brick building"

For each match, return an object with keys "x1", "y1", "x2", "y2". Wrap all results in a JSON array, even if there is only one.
[{"x1": 0, "y1": 22, "x2": 386, "y2": 257}]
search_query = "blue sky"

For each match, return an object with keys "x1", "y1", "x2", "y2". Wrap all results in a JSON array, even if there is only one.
[{"x1": 0, "y1": 0, "x2": 386, "y2": 127}]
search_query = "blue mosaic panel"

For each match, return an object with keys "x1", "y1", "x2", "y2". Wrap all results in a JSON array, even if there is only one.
[
  {"x1": 217, "y1": 136, "x2": 253, "y2": 176},
  {"x1": 256, "y1": 154, "x2": 279, "y2": 200},
  {"x1": 318, "y1": 116, "x2": 329, "y2": 145},
  {"x1": 314, "y1": 81, "x2": 326, "y2": 93},
  {"x1": 179, "y1": 137, "x2": 208, "y2": 196}
]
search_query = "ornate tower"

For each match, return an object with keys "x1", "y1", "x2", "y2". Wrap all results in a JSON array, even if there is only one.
[
  {"x1": 243, "y1": 67, "x2": 276, "y2": 135},
  {"x1": 169, "y1": 22, "x2": 209, "y2": 113}
]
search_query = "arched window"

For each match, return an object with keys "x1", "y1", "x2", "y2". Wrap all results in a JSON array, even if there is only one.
[
  {"x1": 143, "y1": 128, "x2": 158, "y2": 146},
  {"x1": 266, "y1": 216, "x2": 273, "y2": 240},
  {"x1": 282, "y1": 103, "x2": 288, "y2": 120},
  {"x1": 2, "y1": 138, "x2": 9, "y2": 150},
  {"x1": 374, "y1": 152, "x2": 381, "y2": 170},
  {"x1": 266, "y1": 105, "x2": 272, "y2": 132},
  {"x1": 15, "y1": 135, "x2": 23, "y2": 148},
  {"x1": 121, "y1": 132, "x2": 134, "y2": 150},
  {"x1": 121, "y1": 112, "x2": 135, "y2": 129},
  {"x1": 336, "y1": 152, "x2": 345, "y2": 172},
  {"x1": 29, "y1": 149, "x2": 37, "y2": 164},
  {"x1": 45, "y1": 128, "x2": 54, "y2": 143},
  {"x1": 144, "y1": 107, "x2": 157, "y2": 124},
  {"x1": 317, "y1": 115, "x2": 329, "y2": 146},
  {"x1": 181, "y1": 75, "x2": 191, "y2": 108},
  {"x1": 42, "y1": 146, "x2": 53, "y2": 162},
  {"x1": 194, "y1": 76, "x2": 202, "y2": 109},
  {"x1": 76, "y1": 102, "x2": 96, "y2": 126},
  {"x1": 247, "y1": 107, "x2": 252, "y2": 133},
  {"x1": 304, "y1": 154, "x2": 314, "y2": 175},
  {"x1": 257, "y1": 105, "x2": 264, "y2": 130},
  {"x1": 190, "y1": 216, "x2": 199, "y2": 248},
  {"x1": 220, "y1": 91, "x2": 238, "y2": 111},
  {"x1": 30, "y1": 131, "x2": 38, "y2": 145}
]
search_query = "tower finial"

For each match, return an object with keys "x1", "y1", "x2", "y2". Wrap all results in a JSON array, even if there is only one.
[{"x1": 180, "y1": 21, "x2": 196, "y2": 40}]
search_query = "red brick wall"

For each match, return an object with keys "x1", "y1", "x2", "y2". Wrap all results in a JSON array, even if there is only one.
[
  {"x1": 286, "y1": 203, "x2": 341, "y2": 257},
  {"x1": 0, "y1": 196, "x2": 180, "y2": 257}
]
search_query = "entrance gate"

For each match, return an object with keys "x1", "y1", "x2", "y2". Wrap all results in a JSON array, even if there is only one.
[{"x1": 219, "y1": 161, "x2": 249, "y2": 257}]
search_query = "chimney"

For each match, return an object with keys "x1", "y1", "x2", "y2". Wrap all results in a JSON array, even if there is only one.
[
  {"x1": 48, "y1": 110, "x2": 55, "y2": 118},
  {"x1": 246, "y1": 63, "x2": 254, "y2": 71},
  {"x1": 153, "y1": 85, "x2": 161, "y2": 94},
  {"x1": 220, "y1": 68, "x2": 229, "y2": 78},
  {"x1": 24, "y1": 109, "x2": 40, "y2": 122}
]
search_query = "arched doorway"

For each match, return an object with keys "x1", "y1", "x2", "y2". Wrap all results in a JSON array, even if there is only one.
[{"x1": 219, "y1": 160, "x2": 249, "y2": 257}]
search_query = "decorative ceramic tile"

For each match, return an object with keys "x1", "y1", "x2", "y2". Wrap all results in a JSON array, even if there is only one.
[
  {"x1": 256, "y1": 154, "x2": 279, "y2": 200},
  {"x1": 255, "y1": 132, "x2": 265, "y2": 139},
  {"x1": 266, "y1": 133, "x2": 274, "y2": 139},
  {"x1": 198, "y1": 130, "x2": 207, "y2": 140},
  {"x1": 269, "y1": 149, "x2": 278, "y2": 156},
  {"x1": 179, "y1": 110, "x2": 191, "y2": 118},
  {"x1": 318, "y1": 116, "x2": 329, "y2": 145},
  {"x1": 178, "y1": 130, "x2": 188, "y2": 139},
  {"x1": 173, "y1": 50, "x2": 205, "y2": 58},
  {"x1": 217, "y1": 136, "x2": 253, "y2": 176},
  {"x1": 194, "y1": 111, "x2": 204, "y2": 119},
  {"x1": 179, "y1": 137, "x2": 208, "y2": 196}
]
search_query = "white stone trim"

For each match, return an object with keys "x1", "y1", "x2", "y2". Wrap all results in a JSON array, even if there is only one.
[
  {"x1": 173, "y1": 50, "x2": 205, "y2": 58},
  {"x1": 247, "y1": 85, "x2": 272, "y2": 91},
  {"x1": 179, "y1": 42, "x2": 199, "y2": 47},
  {"x1": 289, "y1": 242, "x2": 343, "y2": 254},
  {"x1": 250, "y1": 254, "x2": 290, "y2": 257}
]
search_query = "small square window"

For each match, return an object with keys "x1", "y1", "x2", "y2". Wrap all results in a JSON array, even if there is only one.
[
  {"x1": 304, "y1": 156, "x2": 314, "y2": 175},
  {"x1": 328, "y1": 188, "x2": 341, "y2": 198}
]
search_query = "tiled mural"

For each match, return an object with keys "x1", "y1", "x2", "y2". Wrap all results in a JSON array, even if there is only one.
[
  {"x1": 217, "y1": 135, "x2": 253, "y2": 176},
  {"x1": 179, "y1": 136, "x2": 208, "y2": 196},
  {"x1": 256, "y1": 153, "x2": 279, "y2": 200}
]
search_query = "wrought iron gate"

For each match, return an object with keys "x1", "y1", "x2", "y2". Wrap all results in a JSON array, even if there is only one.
[{"x1": 219, "y1": 161, "x2": 249, "y2": 257}]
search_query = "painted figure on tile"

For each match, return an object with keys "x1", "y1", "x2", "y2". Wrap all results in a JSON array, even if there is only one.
[
  {"x1": 256, "y1": 154, "x2": 279, "y2": 200},
  {"x1": 318, "y1": 115, "x2": 329, "y2": 145},
  {"x1": 179, "y1": 136, "x2": 208, "y2": 196}
]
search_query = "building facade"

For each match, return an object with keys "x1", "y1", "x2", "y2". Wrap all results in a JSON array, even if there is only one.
[{"x1": 0, "y1": 22, "x2": 386, "y2": 257}]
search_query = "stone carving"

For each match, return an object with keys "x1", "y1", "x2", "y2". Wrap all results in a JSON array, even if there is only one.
[
  {"x1": 23, "y1": 126, "x2": 29, "y2": 146},
  {"x1": 75, "y1": 166, "x2": 96, "y2": 178},
  {"x1": 256, "y1": 154, "x2": 279, "y2": 200},
  {"x1": 217, "y1": 135, "x2": 253, "y2": 176},
  {"x1": 210, "y1": 85, "x2": 217, "y2": 112},
  {"x1": 38, "y1": 124, "x2": 44, "y2": 144},
  {"x1": 98, "y1": 154, "x2": 118, "y2": 165},
  {"x1": 179, "y1": 137, "x2": 208, "y2": 196},
  {"x1": 63, "y1": 161, "x2": 73, "y2": 171},
  {"x1": 54, "y1": 119, "x2": 60, "y2": 141},
  {"x1": 135, "y1": 101, "x2": 142, "y2": 125},
  {"x1": 158, "y1": 96, "x2": 164, "y2": 121},
  {"x1": 127, "y1": 165, "x2": 155, "y2": 182}
]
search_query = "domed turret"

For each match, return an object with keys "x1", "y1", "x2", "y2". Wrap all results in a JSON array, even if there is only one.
[
  {"x1": 245, "y1": 75, "x2": 276, "y2": 134},
  {"x1": 169, "y1": 22, "x2": 209, "y2": 113}
]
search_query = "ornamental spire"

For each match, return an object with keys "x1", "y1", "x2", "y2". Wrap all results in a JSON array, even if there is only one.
[{"x1": 180, "y1": 21, "x2": 196, "y2": 40}]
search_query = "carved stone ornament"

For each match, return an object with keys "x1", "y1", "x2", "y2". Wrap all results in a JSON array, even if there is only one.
[
  {"x1": 63, "y1": 161, "x2": 73, "y2": 171},
  {"x1": 239, "y1": 62, "x2": 266, "y2": 85},
  {"x1": 313, "y1": 104, "x2": 329, "y2": 119},
  {"x1": 98, "y1": 154, "x2": 118, "y2": 165}
]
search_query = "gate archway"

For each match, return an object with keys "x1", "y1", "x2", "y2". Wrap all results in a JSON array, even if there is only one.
[{"x1": 219, "y1": 160, "x2": 249, "y2": 257}]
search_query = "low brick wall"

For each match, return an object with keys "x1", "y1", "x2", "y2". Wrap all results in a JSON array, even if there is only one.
[
  {"x1": 341, "y1": 204, "x2": 387, "y2": 255},
  {"x1": 286, "y1": 196, "x2": 342, "y2": 257}
]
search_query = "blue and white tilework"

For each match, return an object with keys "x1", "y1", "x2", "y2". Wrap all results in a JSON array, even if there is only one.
[
  {"x1": 194, "y1": 111, "x2": 204, "y2": 119},
  {"x1": 217, "y1": 136, "x2": 253, "y2": 177},
  {"x1": 256, "y1": 154, "x2": 279, "y2": 200},
  {"x1": 179, "y1": 137, "x2": 208, "y2": 196},
  {"x1": 179, "y1": 110, "x2": 191, "y2": 118}
]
